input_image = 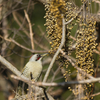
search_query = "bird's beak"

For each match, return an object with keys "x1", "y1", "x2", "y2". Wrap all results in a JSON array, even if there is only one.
[{"x1": 41, "y1": 53, "x2": 48, "y2": 57}]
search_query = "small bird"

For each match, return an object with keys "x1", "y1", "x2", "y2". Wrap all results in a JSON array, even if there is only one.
[{"x1": 16, "y1": 53, "x2": 47, "y2": 96}]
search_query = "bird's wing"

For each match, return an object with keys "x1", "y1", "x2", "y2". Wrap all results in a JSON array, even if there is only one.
[{"x1": 21, "y1": 65, "x2": 27, "y2": 75}]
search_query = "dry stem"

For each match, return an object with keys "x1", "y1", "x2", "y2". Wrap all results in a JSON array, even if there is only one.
[
  {"x1": 24, "y1": 10, "x2": 34, "y2": 50},
  {"x1": 0, "y1": 35, "x2": 47, "y2": 53}
]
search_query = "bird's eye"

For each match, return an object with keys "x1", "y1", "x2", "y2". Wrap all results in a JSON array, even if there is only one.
[
  {"x1": 36, "y1": 54, "x2": 41, "y2": 61},
  {"x1": 37, "y1": 54, "x2": 39, "y2": 57}
]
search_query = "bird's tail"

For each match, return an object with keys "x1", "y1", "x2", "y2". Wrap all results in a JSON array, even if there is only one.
[{"x1": 15, "y1": 80, "x2": 28, "y2": 97}]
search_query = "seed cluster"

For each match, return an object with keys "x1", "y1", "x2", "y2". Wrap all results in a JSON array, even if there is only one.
[
  {"x1": 44, "y1": 0, "x2": 77, "y2": 81},
  {"x1": 76, "y1": 19, "x2": 97, "y2": 74},
  {"x1": 75, "y1": 2, "x2": 97, "y2": 98},
  {"x1": 44, "y1": 0, "x2": 76, "y2": 53},
  {"x1": 75, "y1": 16, "x2": 97, "y2": 98},
  {"x1": 44, "y1": 0, "x2": 66, "y2": 54}
]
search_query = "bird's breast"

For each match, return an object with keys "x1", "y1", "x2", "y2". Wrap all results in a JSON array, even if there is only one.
[{"x1": 22, "y1": 61, "x2": 42, "y2": 80}]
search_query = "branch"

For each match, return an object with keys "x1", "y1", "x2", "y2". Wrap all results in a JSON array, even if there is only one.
[
  {"x1": 38, "y1": 25, "x2": 49, "y2": 40},
  {"x1": 60, "y1": 49, "x2": 94, "y2": 79},
  {"x1": 12, "y1": 12, "x2": 49, "y2": 51},
  {"x1": 12, "y1": 12, "x2": 29, "y2": 37},
  {"x1": 34, "y1": 39, "x2": 49, "y2": 51},
  {"x1": 24, "y1": 10, "x2": 34, "y2": 50},
  {"x1": 93, "y1": 0, "x2": 100, "y2": 4},
  {"x1": 0, "y1": 55, "x2": 29, "y2": 80},
  {"x1": 90, "y1": 92, "x2": 100, "y2": 97},
  {"x1": 11, "y1": 39, "x2": 47, "y2": 53},
  {"x1": 11, "y1": 75, "x2": 100, "y2": 87},
  {"x1": 0, "y1": 35, "x2": 47, "y2": 53},
  {"x1": 43, "y1": 16, "x2": 66, "y2": 82}
]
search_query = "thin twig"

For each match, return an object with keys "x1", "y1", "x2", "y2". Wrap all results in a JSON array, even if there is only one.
[
  {"x1": 0, "y1": 35, "x2": 47, "y2": 53},
  {"x1": 90, "y1": 92, "x2": 100, "y2": 97},
  {"x1": 43, "y1": 16, "x2": 66, "y2": 82},
  {"x1": 12, "y1": 12, "x2": 29, "y2": 37},
  {"x1": 34, "y1": 39, "x2": 49, "y2": 51},
  {"x1": 11, "y1": 39, "x2": 47, "y2": 53},
  {"x1": 47, "y1": 66, "x2": 61, "y2": 91},
  {"x1": 13, "y1": 12, "x2": 49, "y2": 51},
  {"x1": 24, "y1": 10, "x2": 34, "y2": 50},
  {"x1": 38, "y1": 25, "x2": 50, "y2": 42}
]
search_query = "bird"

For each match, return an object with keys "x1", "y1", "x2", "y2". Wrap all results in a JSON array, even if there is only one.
[{"x1": 16, "y1": 53, "x2": 47, "y2": 96}]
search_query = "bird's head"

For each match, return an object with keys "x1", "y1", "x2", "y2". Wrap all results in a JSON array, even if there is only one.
[{"x1": 29, "y1": 53, "x2": 47, "y2": 62}]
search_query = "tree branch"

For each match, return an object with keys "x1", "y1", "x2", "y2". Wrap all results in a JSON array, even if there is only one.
[
  {"x1": 11, "y1": 75, "x2": 100, "y2": 87},
  {"x1": 0, "y1": 55, "x2": 29, "y2": 80},
  {"x1": 0, "y1": 35, "x2": 47, "y2": 53},
  {"x1": 43, "y1": 16, "x2": 66, "y2": 82},
  {"x1": 24, "y1": 10, "x2": 34, "y2": 50}
]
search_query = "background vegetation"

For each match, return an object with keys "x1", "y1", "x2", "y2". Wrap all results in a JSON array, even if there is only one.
[{"x1": 0, "y1": 0, "x2": 100, "y2": 100}]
